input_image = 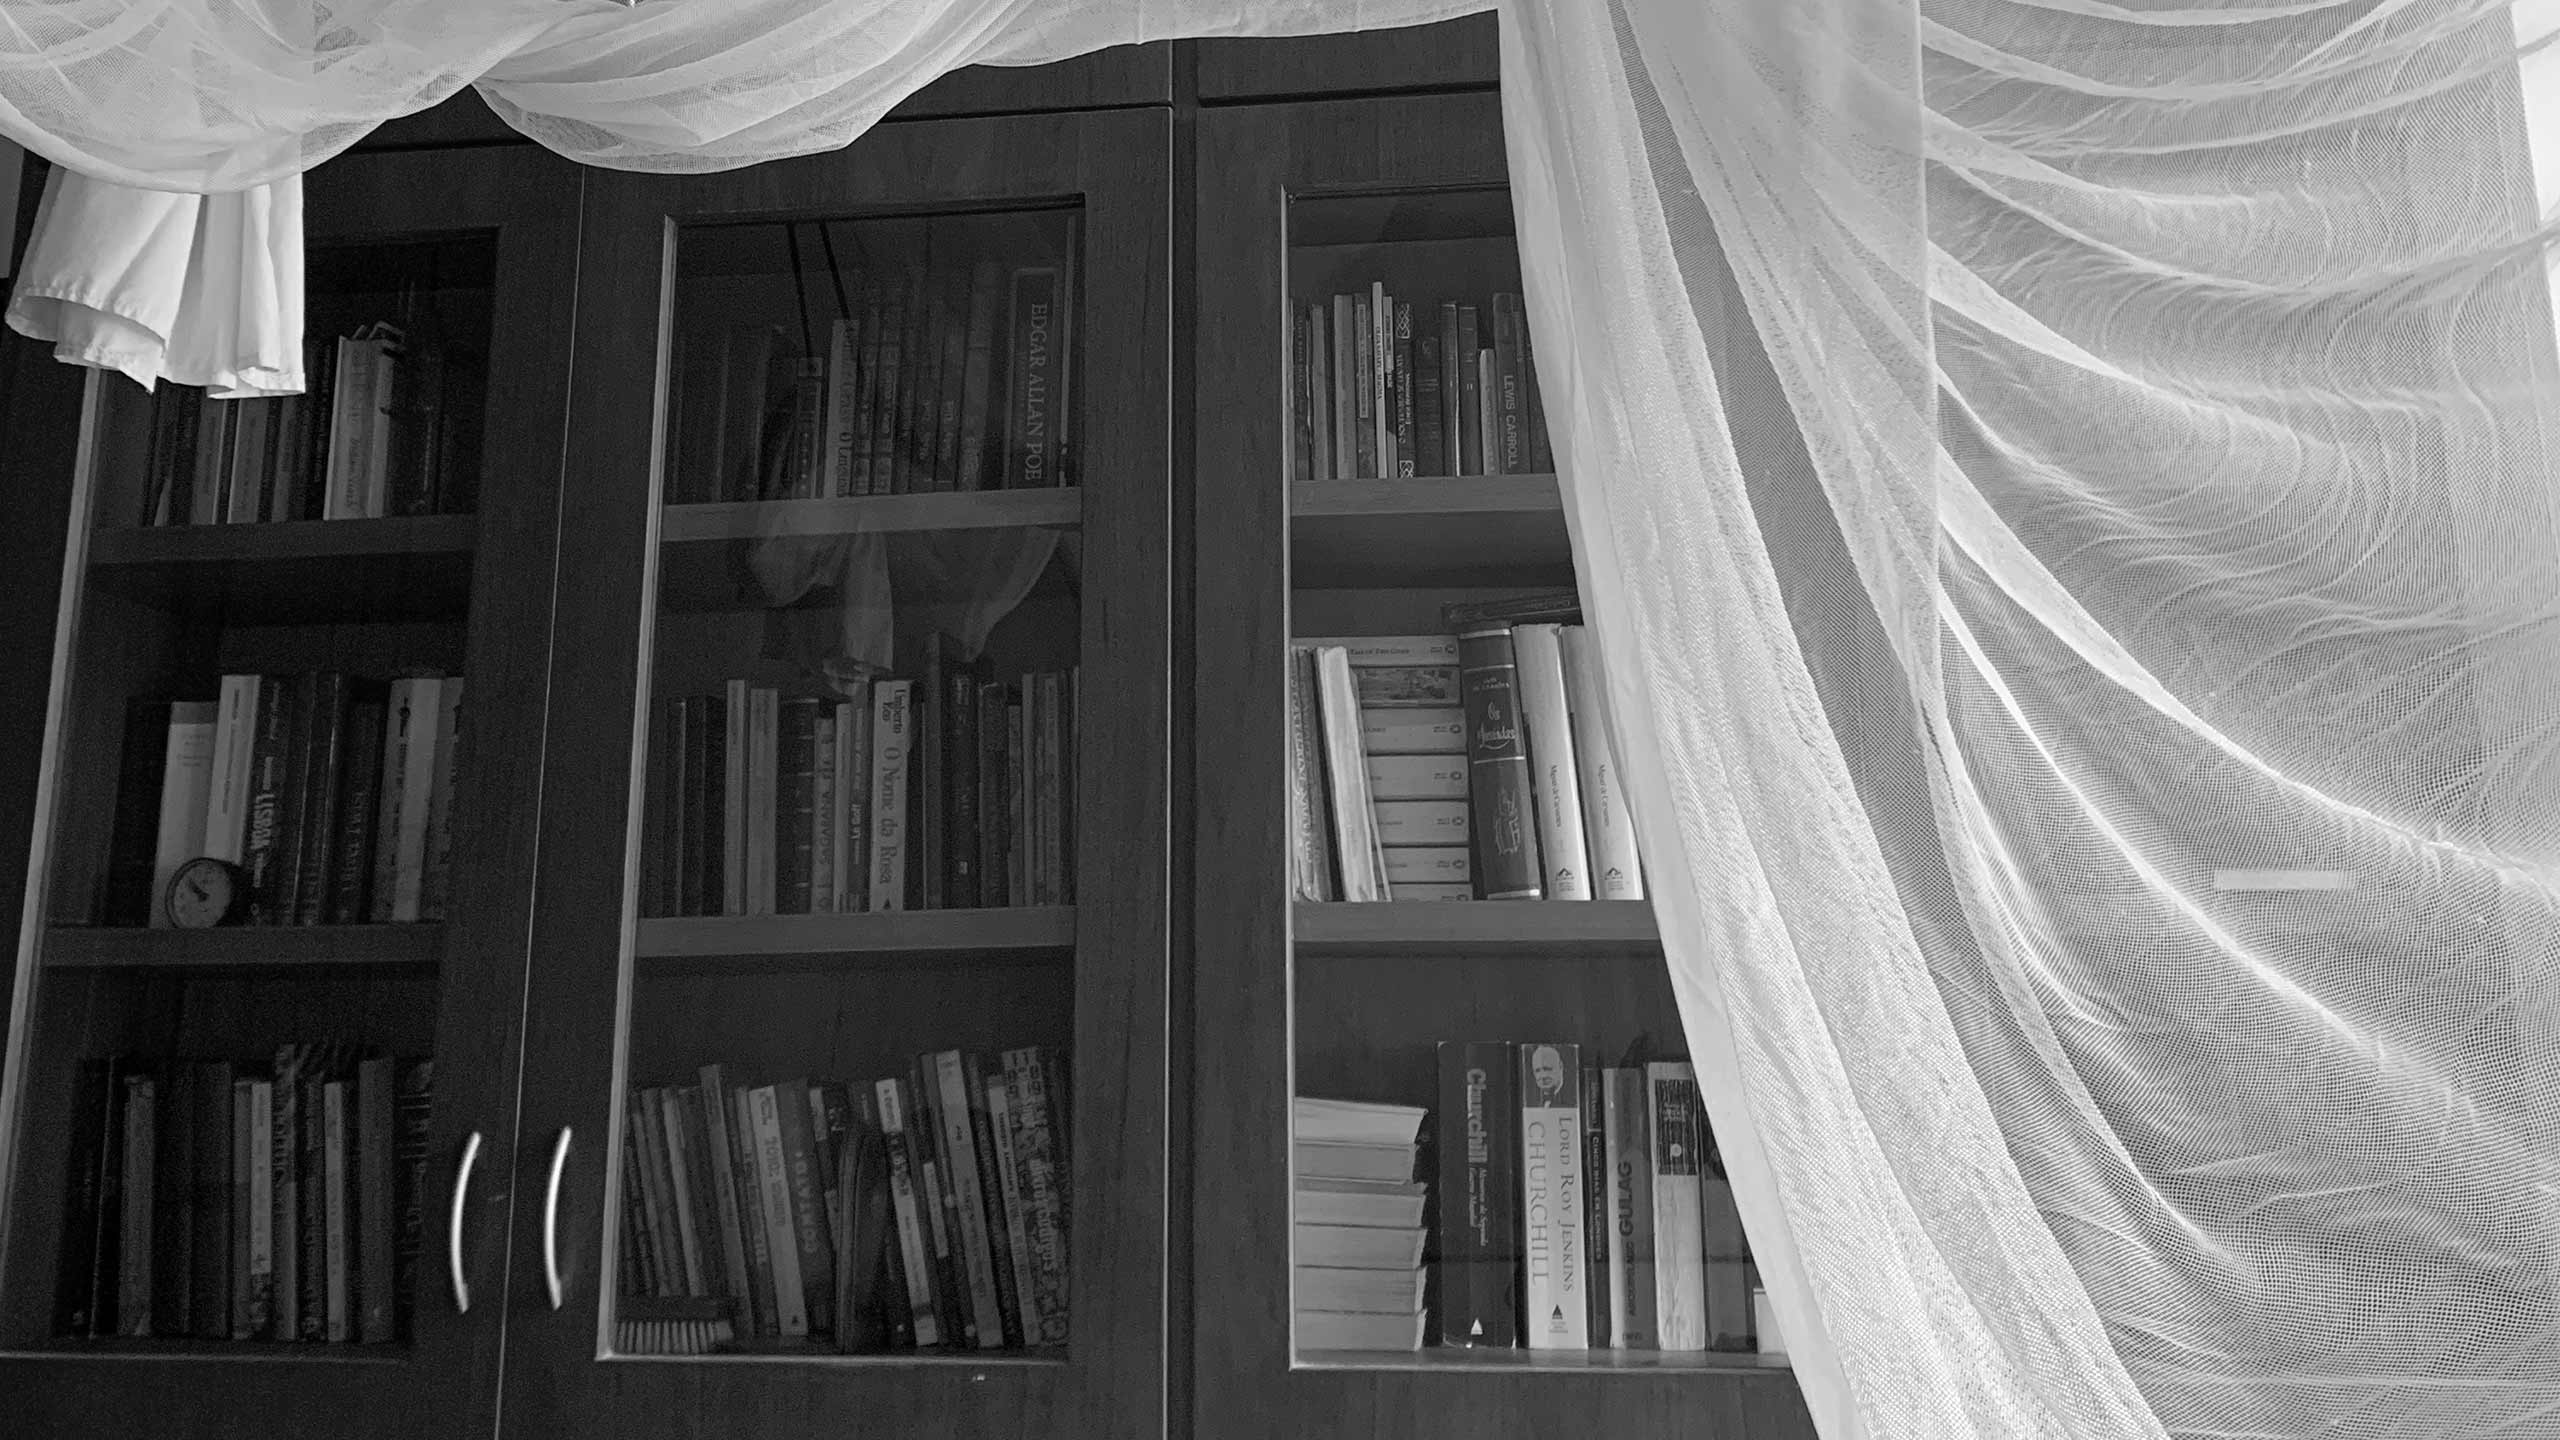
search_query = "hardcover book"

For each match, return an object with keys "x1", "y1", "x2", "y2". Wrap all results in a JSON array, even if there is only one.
[
  {"x1": 1435, "y1": 1041, "x2": 1518, "y2": 1347},
  {"x1": 1518, "y1": 1042, "x2": 1589, "y2": 1349}
]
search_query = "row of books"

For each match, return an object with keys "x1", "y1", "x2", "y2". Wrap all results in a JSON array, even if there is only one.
[
  {"x1": 639, "y1": 658, "x2": 1076, "y2": 918},
  {"x1": 1431, "y1": 1043, "x2": 1755, "y2": 1353},
  {"x1": 669, "y1": 259, "x2": 1073, "y2": 506},
  {"x1": 1289, "y1": 286, "x2": 1553, "y2": 484},
  {"x1": 1289, "y1": 608, "x2": 1642, "y2": 902},
  {"x1": 616, "y1": 1047, "x2": 1068, "y2": 1354},
  {"x1": 105, "y1": 672, "x2": 465, "y2": 928},
  {"x1": 1293, "y1": 1097, "x2": 1430, "y2": 1351},
  {"x1": 138, "y1": 326, "x2": 474, "y2": 528},
  {"x1": 1291, "y1": 1044, "x2": 1756, "y2": 1354},
  {"x1": 55, "y1": 1046, "x2": 432, "y2": 1344}
]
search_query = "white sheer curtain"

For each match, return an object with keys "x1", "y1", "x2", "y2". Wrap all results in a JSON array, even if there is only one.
[{"x1": 8, "y1": 2, "x2": 2560, "y2": 1437}]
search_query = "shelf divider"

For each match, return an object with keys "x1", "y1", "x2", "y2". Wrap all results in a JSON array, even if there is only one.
[
  {"x1": 659, "y1": 488, "x2": 1081, "y2": 544},
  {"x1": 45, "y1": 924, "x2": 446, "y2": 971},
  {"x1": 1291, "y1": 475, "x2": 1572, "y2": 588},
  {"x1": 636, "y1": 906, "x2": 1076, "y2": 960},
  {"x1": 1291, "y1": 900, "x2": 1657, "y2": 957}
]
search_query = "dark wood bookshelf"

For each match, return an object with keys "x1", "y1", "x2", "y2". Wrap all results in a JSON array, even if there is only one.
[
  {"x1": 43, "y1": 924, "x2": 445, "y2": 971},
  {"x1": 1291, "y1": 475, "x2": 1573, "y2": 588},
  {"x1": 1291, "y1": 900, "x2": 1657, "y2": 957},
  {"x1": 1296, "y1": 1347, "x2": 1789, "y2": 1374},
  {"x1": 28, "y1": 1337, "x2": 407, "y2": 1362},
  {"x1": 613, "y1": 1347, "x2": 1066, "y2": 1369},
  {"x1": 634, "y1": 905, "x2": 1074, "y2": 959},
  {"x1": 658, "y1": 487, "x2": 1080, "y2": 544},
  {"x1": 83, "y1": 515, "x2": 479, "y2": 623}
]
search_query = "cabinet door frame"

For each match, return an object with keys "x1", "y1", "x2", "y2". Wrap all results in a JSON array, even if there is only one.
[
  {"x1": 1189, "y1": 93, "x2": 1811, "y2": 1440},
  {"x1": 0, "y1": 142, "x2": 583, "y2": 1440},
  {"x1": 1189, "y1": 17, "x2": 1498, "y2": 104},
  {"x1": 507, "y1": 107, "x2": 1171, "y2": 1440}
]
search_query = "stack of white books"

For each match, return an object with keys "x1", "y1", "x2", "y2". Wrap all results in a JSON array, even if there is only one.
[{"x1": 1292, "y1": 1096, "x2": 1430, "y2": 1351}]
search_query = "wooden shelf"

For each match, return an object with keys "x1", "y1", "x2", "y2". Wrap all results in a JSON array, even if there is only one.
[
  {"x1": 636, "y1": 906, "x2": 1075, "y2": 961},
  {"x1": 85, "y1": 516, "x2": 479, "y2": 624},
  {"x1": 17, "y1": 1336, "x2": 405, "y2": 1362},
  {"x1": 1295, "y1": 1346, "x2": 1788, "y2": 1374},
  {"x1": 1292, "y1": 900, "x2": 1656, "y2": 957},
  {"x1": 660, "y1": 488, "x2": 1081, "y2": 544},
  {"x1": 614, "y1": 1347, "x2": 1064, "y2": 1369},
  {"x1": 1291, "y1": 476, "x2": 1573, "y2": 588},
  {"x1": 44, "y1": 924, "x2": 445, "y2": 971}
]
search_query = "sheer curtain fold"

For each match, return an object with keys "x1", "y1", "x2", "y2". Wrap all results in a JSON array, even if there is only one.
[{"x1": 7, "y1": 2, "x2": 2560, "y2": 1437}]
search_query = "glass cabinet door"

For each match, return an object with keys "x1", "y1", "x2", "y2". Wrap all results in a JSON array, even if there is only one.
[
  {"x1": 508, "y1": 109, "x2": 1169, "y2": 1440},
  {"x1": 1192, "y1": 93, "x2": 1807, "y2": 1440},
  {"x1": 0, "y1": 146, "x2": 583, "y2": 1440}
]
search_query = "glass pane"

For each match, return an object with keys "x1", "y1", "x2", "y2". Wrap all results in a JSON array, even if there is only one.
[
  {"x1": 609, "y1": 210, "x2": 1080, "y2": 1360},
  {"x1": 11, "y1": 235, "x2": 494, "y2": 1350},
  {"x1": 1282, "y1": 190, "x2": 1758, "y2": 1365}
]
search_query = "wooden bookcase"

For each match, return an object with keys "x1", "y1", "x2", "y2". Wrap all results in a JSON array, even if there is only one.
[{"x1": 1189, "y1": 92, "x2": 1815, "y2": 1439}]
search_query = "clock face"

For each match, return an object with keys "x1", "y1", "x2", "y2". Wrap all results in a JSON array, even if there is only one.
[{"x1": 165, "y1": 857, "x2": 241, "y2": 929}]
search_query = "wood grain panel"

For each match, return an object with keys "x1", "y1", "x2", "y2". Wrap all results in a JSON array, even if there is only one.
[{"x1": 1192, "y1": 16, "x2": 1500, "y2": 103}]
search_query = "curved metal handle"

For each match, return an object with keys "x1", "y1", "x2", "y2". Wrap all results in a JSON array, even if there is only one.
[
  {"x1": 449, "y1": 1130, "x2": 482, "y2": 1314},
  {"x1": 543, "y1": 1127, "x2": 573, "y2": 1310}
]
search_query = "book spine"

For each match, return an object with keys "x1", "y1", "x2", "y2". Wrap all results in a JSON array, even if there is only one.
[
  {"x1": 1331, "y1": 294, "x2": 1358, "y2": 480},
  {"x1": 1360, "y1": 708, "x2": 1467, "y2": 756},
  {"x1": 840, "y1": 693, "x2": 870, "y2": 913},
  {"x1": 905, "y1": 1071, "x2": 970, "y2": 1345},
  {"x1": 296, "y1": 1073, "x2": 326, "y2": 1339},
  {"x1": 933, "y1": 273, "x2": 971, "y2": 491},
  {"x1": 1372, "y1": 283, "x2": 1395, "y2": 477},
  {"x1": 149, "y1": 702, "x2": 219, "y2": 928},
  {"x1": 1308, "y1": 303, "x2": 1333, "y2": 480},
  {"x1": 1512, "y1": 623, "x2": 1592, "y2": 899},
  {"x1": 730, "y1": 1086, "x2": 779, "y2": 1335},
  {"x1": 117, "y1": 1071, "x2": 155, "y2": 1334},
  {"x1": 962, "y1": 1054, "x2": 1022, "y2": 1345},
  {"x1": 1493, "y1": 292, "x2": 1526, "y2": 474},
  {"x1": 778, "y1": 698, "x2": 818, "y2": 914},
  {"x1": 1312, "y1": 647, "x2": 1389, "y2": 902},
  {"x1": 151, "y1": 1065, "x2": 193, "y2": 1337},
  {"x1": 1582, "y1": 1062, "x2": 1611, "y2": 1346},
  {"x1": 749, "y1": 1087, "x2": 811, "y2": 1336},
  {"x1": 323, "y1": 1078, "x2": 351, "y2": 1342},
  {"x1": 1455, "y1": 306, "x2": 1484, "y2": 476},
  {"x1": 1351, "y1": 295, "x2": 1376, "y2": 479},
  {"x1": 909, "y1": 286, "x2": 947, "y2": 492},
  {"x1": 773, "y1": 1079, "x2": 838, "y2": 1336},
  {"x1": 1286, "y1": 647, "x2": 1338, "y2": 901},
  {"x1": 811, "y1": 709, "x2": 837, "y2": 912},
  {"x1": 395, "y1": 1060, "x2": 431, "y2": 1338},
  {"x1": 868, "y1": 680, "x2": 913, "y2": 911},
  {"x1": 1290, "y1": 303, "x2": 1313, "y2": 483},
  {"x1": 919, "y1": 646, "x2": 945, "y2": 911},
  {"x1": 244, "y1": 1079, "x2": 273, "y2": 1337},
  {"x1": 406, "y1": 678, "x2": 459, "y2": 922},
  {"x1": 948, "y1": 666, "x2": 981, "y2": 908},
  {"x1": 1393, "y1": 298, "x2": 1416, "y2": 477},
  {"x1": 52, "y1": 1060, "x2": 110, "y2": 1336},
  {"x1": 105, "y1": 700, "x2": 173, "y2": 927},
  {"x1": 1414, "y1": 327, "x2": 1446, "y2": 477},
  {"x1": 874, "y1": 1079, "x2": 944, "y2": 1346},
  {"x1": 366, "y1": 679, "x2": 416, "y2": 922},
  {"x1": 240, "y1": 676, "x2": 294, "y2": 922},
  {"x1": 658, "y1": 1090, "x2": 707, "y2": 1296},
  {"x1": 1648, "y1": 1062, "x2": 1708, "y2": 1350},
  {"x1": 1703, "y1": 1127, "x2": 1755, "y2": 1351},
  {"x1": 357, "y1": 1056, "x2": 394, "y2": 1342},
  {"x1": 191, "y1": 1061, "x2": 233, "y2": 1339},
  {"x1": 204, "y1": 674, "x2": 262, "y2": 865},
  {"x1": 1455, "y1": 625, "x2": 1543, "y2": 899},
  {"x1": 931, "y1": 1052, "x2": 1005, "y2": 1348},
  {"x1": 693, "y1": 695, "x2": 725, "y2": 918},
  {"x1": 1559, "y1": 627, "x2": 1644, "y2": 899},
  {"x1": 747, "y1": 687, "x2": 779, "y2": 916},
  {"x1": 289, "y1": 672, "x2": 350, "y2": 925},
  {"x1": 984, "y1": 1071, "x2": 1039, "y2": 1351},
  {"x1": 1435, "y1": 1041, "x2": 1518, "y2": 1346},
  {"x1": 324, "y1": 693, "x2": 385, "y2": 924},
  {"x1": 976, "y1": 682, "x2": 1008, "y2": 908},
  {"x1": 722, "y1": 680, "x2": 748, "y2": 914},
  {"x1": 1005, "y1": 698, "x2": 1028, "y2": 906},
  {"x1": 1004, "y1": 267, "x2": 1062, "y2": 488},
  {"x1": 1519, "y1": 1043, "x2": 1588, "y2": 1349},
  {"x1": 1522, "y1": 310, "x2": 1554, "y2": 471},
  {"x1": 1604, "y1": 1066, "x2": 1658, "y2": 1348},
  {"x1": 696, "y1": 1067, "x2": 755, "y2": 1327},
  {"x1": 822, "y1": 316, "x2": 858, "y2": 498},
  {"x1": 1003, "y1": 1046, "x2": 1070, "y2": 1345}
]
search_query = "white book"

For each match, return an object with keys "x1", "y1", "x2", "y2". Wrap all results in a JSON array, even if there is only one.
[
  {"x1": 868, "y1": 680, "x2": 913, "y2": 911},
  {"x1": 748, "y1": 1086, "x2": 810, "y2": 1335},
  {"x1": 747, "y1": 687, "x2": 778, "y2": 916},
  {"x1": 1364, "y1": 753, "x2": 1467, "y2": 801},
  {"x1": 1519, "y1": 1042, "x2": 1590, "y2": 1349},
  {"x1": 1293, "y1": 1096, "x2": 1427, "y2": 1147},
  {"x1": 1297, "y1": 1264, "x2": 1424, "y2": 1314},
  {"x1": 1388, "y1": 882, "x2": 1474, "y2": 902},
  {"x1": 1295, "y1": 1140, "x2": 1417, "y2": 1184},
  {"x1": 1372, "y1": 799, "x2": 1467, "y2": 847},
  {"x1": 386, "y1": 675, "x2": 447, "y2": 922},
  {"x1": 202, "y1": 674, "x2": 262, "y2": 864},
  {"x1": 363, "y1": 344, "x2": 398, "y2": 517},
  {"x1": 1295, "y1": 634, "x2": 1460, "y2": 667},
  {"x1": 1296, "y1": 1306, "x2": 1425, "y2": 1352},
  {"x1": 1358, "y1": 707, "x2": 1466, "y2": 755},
  {"x1": 1560, "y1": 625, "x2": 1643, "y2": 899},
  {"x1": 1294, "y1": 1223, "x2": 1427, "y2": 1270},
  {"x1": 1313, "y1": 646, "x2": 1390, "y2": 901},
  {"x1": 1293, "y1": 1176, "x2": 1428, "y2": 1229},
  {"x1": 150, "y1": 701, "x2": 219, "y2": 926},
  {"x1": 1512, "y1": 623, "x2": 1591, "y2": 899},
  {"x1": 1647, "y1": 1061, "x2": 1708, "y2": 1350},
  {"x1": 322, "y1": 340, "x2": 366, "y2": 520},
  {"x1": 1380, "y1": 847, "x2": 1468, "y2": 885},
  {"x1": 723, "y1": 679, "x2": 748, "y2": 915}
]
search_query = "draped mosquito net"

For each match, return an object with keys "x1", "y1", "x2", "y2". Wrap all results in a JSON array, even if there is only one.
[{"x1": 9, "y1": 2, "x2": 2560, "y2": 1437}]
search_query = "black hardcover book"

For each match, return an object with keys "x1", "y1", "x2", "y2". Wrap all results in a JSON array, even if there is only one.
[
  {"x1": 52, "y1": 1058, "x2": 115, "y2": 1336},
  {"x1": 189, "y1": 1059, "x2": 233, "y2": 1339},
  {"x1": 151, "y1": 1061, "x2": 195, "y2": 1336},
  {"x1": 1414, "y1": 332, "x2": 1447, "y2": 478},
  {"x1": 644, "y1": 696, "x2": 679, "y2": 918},
  {"x1": 1582, "y1": 1063, "x2": 1611, "y2": 1346},
  {"x1": 918, "y1": 640, "x2": 946, "y2": 911},
  {"x1": 104, "y1": 699, "x2": 175, "y2": 927},
  {"x1": 1451, "y1": 624, "x2": 1544, "y2": 900},
  {"x1": 1436, "y1": 1041, "x2": 1520, "y2": 1347},
  {"x1": 947, "y1": 662, "x2": 981, "y2": 909},
  {"x1": 693, "y1": 694, "x2": 726, "y2": 918},
  {"x1": 834, "y1": 1122, "x2": 898, "y2": 1352},
  {"x1": 394, "y1": 1059, "x2": 433, "y2": 1339},
  {"x1": 778, "y1": 697, "x2": 819, "y2": 914},
  {"x1": 324, "y1": 689, "x2": 388, "y2": 925},
  {"x1": 962, "y1": 1053, "x2": 1021, "y2": 1346},
  {"x1": 976, "y1": 681, "x2": 1009, "y2": 909},
  {"x1": 242, "y1": 676, "x2": 295, "y2": 923},
  {"x1": 288, "y1": 672, "x2": 351, "y2": 926},
  {"x1": 269, "y1": 672, "x2": 320, "y2": 926}
]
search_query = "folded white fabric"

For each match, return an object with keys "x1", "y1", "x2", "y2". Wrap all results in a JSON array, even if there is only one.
[{"x1": 5, "y1": 166, "x2": 304, "y2": 398}]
